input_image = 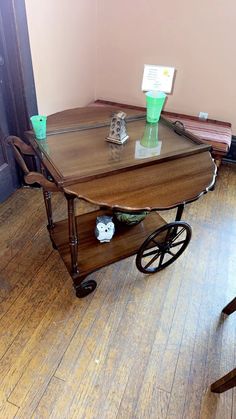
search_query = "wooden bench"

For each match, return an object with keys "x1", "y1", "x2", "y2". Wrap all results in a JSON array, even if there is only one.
[{"x1": 161, "y1": 111, "x2": 232, "y2": 167}]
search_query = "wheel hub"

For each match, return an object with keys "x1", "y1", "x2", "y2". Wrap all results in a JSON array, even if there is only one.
[{"x1": 159, "y1": 241, "x2": 171, "y2": 252}]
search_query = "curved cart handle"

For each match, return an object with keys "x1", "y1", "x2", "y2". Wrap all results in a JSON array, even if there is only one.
[
  {"x1": 23, "y1": 171, "x2": 59, "y2": 192},
  {"x1": 7, "y1": 136, "x2": 59, "y2": 192}
]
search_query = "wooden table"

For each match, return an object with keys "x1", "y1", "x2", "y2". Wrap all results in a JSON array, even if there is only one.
[{"x1": 24, "y1": 105, "x2": 216, "y2": 297}]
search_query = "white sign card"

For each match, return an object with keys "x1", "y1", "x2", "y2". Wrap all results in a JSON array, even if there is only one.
[{"x1": 142, "y1": 65, "x2": 175, "y2": 93}]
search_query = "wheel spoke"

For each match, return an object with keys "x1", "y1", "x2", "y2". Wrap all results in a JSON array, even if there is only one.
[
  {"x1": 158, "y1": 252, "x2": 165, "y2": 267},
  {"x1": 143, "y1": 248, "x2": 159, "y2": 257},
  {"x1": 144, "y1": 251, "x2": 161, "y2": 269},
  {"x1": 151, "y1": 238, "x2": 160, "y2": 246},
  {"x1": 170, "y1": 239, "x2": 186, "y2": 248},
  {"x1": 170, "y1": 228, "x2": 185, "y2": 244},
  {"x1": 165, "y1": 226, "x2": 174, "y2": 242},
  {"x1": 167, "y1": 249, "x2": 175, "y2": 257}
]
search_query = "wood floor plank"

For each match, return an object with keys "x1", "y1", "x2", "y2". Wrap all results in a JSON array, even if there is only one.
[
  {"x1": 54, "y1": 260, "x2": 133, "y2": 377},
  {"x1": 133, "y1": 237, "x2": 203, "y2": 419},
  {"x1": 0, "y1": 251, "x2": 64, "y2": 358},
  {"x1": 182, "y1": 169, "x2": 236, "y2": 419},
  {"x1": 0, "y1": 188, "x2": 66, "y2": 273},
  {"x1": 137, "y1": 235, "x2": 202, "y2": 391},
  {"x1": 0, "y1": 228, "x2": 54, "y2": 318},
  {"x1": 233, "y1": 387, "x2": 236, "y2": 419},
  {"x1": 200, "y1": 253, "x2": 236, "y2": 419},
  {"x1": 7, "y1": 260, "x2": 134, "y2": 417},
  {"x1": 92, "y1": 272, "x2": 172, "y2": 419},
  {"x1": 75, "y1": 283, "x2": 167, "y2": 418},
  {"x1": 0, "y1": 189, "x2": 45, "y2": 271},
  {"x1": 0, "y1": 401, "x2": 18, "y2": 419},
  {"x1": 0, "y1": 165, "x2": 235, "y2": 419},
  {"x1": 6, "y1": 274, "x2": 95, "y2": 416},
  {"x1": 116, "y1": 274, "x2": 173, "y2": 418},
  {"x1": 209, "y1": 313, "x2": 235, "y2": 419},
  {"x1": 47, "y1": 260, "x2": 142, "y2": 418},
  {"x1": 182, "y1": 250, "x2": 223, "y2": 418},
  {"x1": 0, "y1": 188, "x2": 40, "y2": 234},
  {"x1": 169, "y1": 192, "x2": 235, "y2": 417},
  {"x1": 31, "y1": 377, "x2": 65, "y2": 419},
  {"x1": 166, "y1": 230, "x2": 229, "y2": 417},
  {"x1": 136, "y1": 389, "x2": 170, "y2": 419},
  {"x1": 47, "y1": 257, "x2": 170, "y2": 418},
  {"x1": 0, "y1": 253, "x2": 67, "y2": 409}
]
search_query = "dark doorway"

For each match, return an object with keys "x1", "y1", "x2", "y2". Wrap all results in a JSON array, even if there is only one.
[{"x1": 0, "y1": 0, "x2": 37, "y2": 203}]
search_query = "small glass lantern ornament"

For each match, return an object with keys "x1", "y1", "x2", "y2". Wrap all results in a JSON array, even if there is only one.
[{"x1": 106, "y1": 111, "x2": 129, "y2": 144}]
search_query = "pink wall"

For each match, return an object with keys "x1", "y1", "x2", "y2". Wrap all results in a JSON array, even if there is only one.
[
  {"x1": 25, "y1": 0, "x2": 97, "y2": 115},
  {"x1": 96, "y1": 0, "x2": 236, "y2": 132},
  {"x1": 25, "y1": 0, "x2": 236, "y2": 132}
]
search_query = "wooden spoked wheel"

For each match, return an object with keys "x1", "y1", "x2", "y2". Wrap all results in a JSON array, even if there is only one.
[
  {"x1": 136, "y1": 222, "x2": 192, "y2": 274},
  {"x1": 75, "y1": 279, "x2": 97, "y2": 298}
]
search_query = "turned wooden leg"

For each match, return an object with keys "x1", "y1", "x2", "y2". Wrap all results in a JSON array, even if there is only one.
[
  {"x1": 41, "y1": 165, "x2": 54, "y2": 231},
  {"x1": 175, "y1": 204, "x2": 185, "y2": 222},
  {"x1": 43, "y1": 189, "x2": 54, "y2": 231},
  {"x1": 211, "y1": 368, "x2": 236, "y2": 393},
  {"x1": 66, "y1": 194, "x2": 79, "y2": 277},
  {"x1": 222, "y1": 297, "x2": 236, "y2": 315}
]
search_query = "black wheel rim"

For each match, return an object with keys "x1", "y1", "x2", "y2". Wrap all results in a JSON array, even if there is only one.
[
  {"x1": 136, "y1": 222, "x2": 192, "y2": 274},
  {"x1": 75, "y1": 279, "x2": 97, "y2": 298}
]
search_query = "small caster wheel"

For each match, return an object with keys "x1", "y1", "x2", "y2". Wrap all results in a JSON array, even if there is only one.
[
  {"x1": 136, "y1": 221, "x2": 192, "y2": 274},
  {"x1": 75, "y1": 280, "x2": 97, "y2": 298}
]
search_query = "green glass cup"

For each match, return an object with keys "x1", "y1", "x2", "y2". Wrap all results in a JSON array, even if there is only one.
[
  {"x1": 146, "y1": 91, "x2": 166, "y2": 123},
  {"x1": 30, "y1": 115, "x2": 47, "y2": 140},
  {"x1": 140, "y1": 122, "x2": 159, "y2": 148}
]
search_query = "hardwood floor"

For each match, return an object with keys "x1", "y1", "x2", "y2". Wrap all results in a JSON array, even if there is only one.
[{"x1": 0, "y1": 164, "x2": 235, "y2": 419}]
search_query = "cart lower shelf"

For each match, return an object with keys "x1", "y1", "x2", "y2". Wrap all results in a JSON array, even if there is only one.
[{"x1": 50, "y1": 209, "x2": 166, "y2": 279}]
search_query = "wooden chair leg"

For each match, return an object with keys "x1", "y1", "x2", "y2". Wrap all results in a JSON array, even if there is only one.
[
  {"x1": 222, "y1": 297, "x2": 236, "y2": 315},
  {"x1": 211, "y1": 298, "x2": 236, "y2": 394},
  {"x1": 211, "y1": 368, "x2": 236, "y2": 393}
]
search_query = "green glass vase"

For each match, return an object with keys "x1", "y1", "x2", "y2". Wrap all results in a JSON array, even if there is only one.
[{"x1": 140, "y1": 123, "x2": 159, "y2": 148}]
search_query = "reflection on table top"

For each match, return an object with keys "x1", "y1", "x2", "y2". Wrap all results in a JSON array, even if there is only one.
[
  {"x1": 32, "y1": 117, "x2": 209, "y2": 184},
  {"x1": 26, "y1": 105, "x2": 216, "y2": 210}
]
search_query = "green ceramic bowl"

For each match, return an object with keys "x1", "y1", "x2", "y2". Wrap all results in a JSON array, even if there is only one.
[{"x1": 114, "y1": 211, "x2": 148, "y2": 226}]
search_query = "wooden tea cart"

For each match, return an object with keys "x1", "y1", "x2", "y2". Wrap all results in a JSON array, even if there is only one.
[{"x1": 9, "y1": 105, "x2": 216, "y2": 297}]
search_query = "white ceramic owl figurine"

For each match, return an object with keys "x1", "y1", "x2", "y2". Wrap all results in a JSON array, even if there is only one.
[{"x1": 95, "y1": 215, "x2": 115, "y2": 243}]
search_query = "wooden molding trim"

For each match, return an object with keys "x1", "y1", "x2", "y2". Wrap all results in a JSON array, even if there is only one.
[
  {"x1": 8, "y1": 135, "x2": 35, "y2": 155},
  {"x1": 25, "y1": 172, "x2": 59, "y2": 192}
]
